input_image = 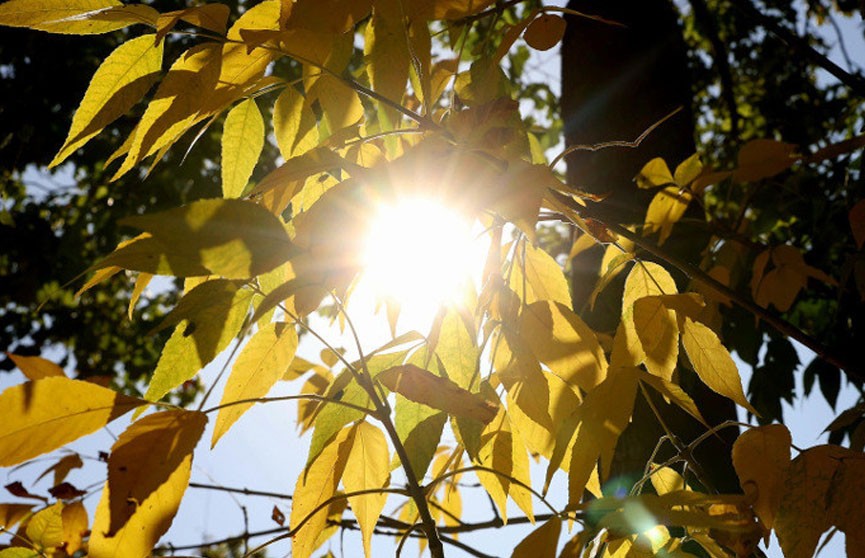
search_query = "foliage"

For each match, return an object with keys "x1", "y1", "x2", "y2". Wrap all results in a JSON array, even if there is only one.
[{"x1": 0, "y1": 1, "x2": 864, "y2": 557}]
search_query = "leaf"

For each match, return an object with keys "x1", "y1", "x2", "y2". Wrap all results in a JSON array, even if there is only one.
[
  {"x1": 378, "y1": 364, "x2": 498, "y2": 423},
  {"x1": 524, "y1": 13, "x2": 566, "y2": 51},
  {"x1": 212, "y1": 322, "x2": 299, "y2": 445},
  {"x1": 144, "y1": 281, "x2": 254, "y2": 402},
  {"x1": 826, "y1": 452, "x2": 865, "y2": 557},
  {"x1": 51, "y1": 34, "x2": 163, "y2": 167},
  {"x1": 343, "y1": 422, "x2": 389, "y2": 558},
  {"x1": 622, "y1": 262, "x2": 678, "y2": 313},
  {"x1": 681, "y1": 317, "x2": 757, "y2": 414},
  {"x1": 512, "y1": 240, "x2": 572, "y2": 308},
  {"x1": 251, "y1": 147, "x2": 350, "y2": 197},
  {"x1": 111, "y1": 198, "x2": 291, "y2": 279},
  {"x1": 731, "y1": 424, "x2": 791, "y2": 531},
  {"x1": 643, "y1": 186, "x2": 692, "y2": 244},
  {"x1": 61, "y1": 500, "x2": 88, "y2": 554},
  {"x1": 309, "y1": 75, "x2": 364, "y2": 137},
  {"x1": 849, "y1": 200, "x2": 865, "y2": 249},
  {"x1": 0, "y1": 549, "x2": 39, "y2": 558},
  {"x1": 0, "y1": 378, "x2": 142, "y2": 466},
  {"x1": 635, "y1": 157, "x2": 673, "y2": 189},
  {"x1": 364, "y1": 0, "x2": 411, "y2": 131},
  {"x1": 638, "y1": 371, "x2": 706, "y2": 426},
  {"x1": 775, "y1": 445, "x2": 849, "y2": 558},
  {"x1": 90, "y1": 410, "x2": 206, "y2": 558},
  {"x1": 36, "y1": 453, "x2": 84, "y2": 486},
  {"x1": 733, "y1": 139, "x2": 799, "y2": 182},
  {"x1": 650, "y1": 466, "x2": 687, "y2": 495},
  {"x1": 434, "y1": 309, "x2": 479, "y2": 391},
  {"x1": 291, "y1": 424, "x2": 354, "y2": 558},
  {"x1": 6, "y1": 353, "x2": 64, "y2": 380},
  {"x1": 221, "y1": 98, "x2": 265, "y2": 198},
  {"x1": 273, "y1": 86, "x2": 318, "y2": 160},
  {"x1": 155, "y1": 4, "x2": 230, "y2": 42},
  {"x1": 673, "y1": 153, "x2": 703, "y2": 186},
  {"x1": 0, "y1": 503, "x2": 34, "y2": 529},
  {"x1": 408, "y1": 0, "x2": 496, "y2": 20},
  {"x1": 25, "y1": 502, "x2": 63, "y2": 550},
  {"x1": 633, "y1": 296, "x2": 678, "y2": 381},
  {"x1": 0, "y1": 0, "x2": 140, "y2": 35},
  {"x1": 512, "y1": 517, "x2": 562, "y2": 558},
  {"x1": 519, "y1": 301, "x2": 607, "y2": 392}
]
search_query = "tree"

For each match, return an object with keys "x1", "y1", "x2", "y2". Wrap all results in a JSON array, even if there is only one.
[{"x1": 0, "y1": 1, "x2": 864, "y2": 558}]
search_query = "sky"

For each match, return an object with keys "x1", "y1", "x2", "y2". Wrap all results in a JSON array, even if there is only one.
[{"x1": 3, "y1": 1, "x2": 865, "y2": 557}]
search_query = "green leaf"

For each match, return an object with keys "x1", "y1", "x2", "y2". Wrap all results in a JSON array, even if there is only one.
[
  {"x1": 90, "y1": 410, "x2": 206, "y2": 558},
  {"x1": 212, "y1": 322, "x2": 299, "y2": 445},
  {"x1": 144, "y1": 281, "x2": 254, "y2": 402},
  {"x1": 51, "y1": 34, "x2": 163, "y2": 167},
  {"x1": 113, "y1": 198, "x2": 291, "y2": 279},
  {"x1": 0, "y1": 378, "x2": 142, "y2": 466},
  {"x1": 343, "y1": 422, "x2": 389, "y2": 558},
  {"x1": 221, "y1": 98, "x2": 265, "y2": 198}
]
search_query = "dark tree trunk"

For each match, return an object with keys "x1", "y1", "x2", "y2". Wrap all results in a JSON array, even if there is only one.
[{"x1": 561, "y1": 0, "x2": 740, "y2": 493}]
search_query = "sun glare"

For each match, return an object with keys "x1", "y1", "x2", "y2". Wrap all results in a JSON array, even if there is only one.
[{"x1": 355, "y1": 198, "x2": 487, "y2": 329}]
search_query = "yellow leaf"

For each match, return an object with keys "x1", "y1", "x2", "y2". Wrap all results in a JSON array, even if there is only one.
[
  {"x1": 731, "y1": 424, "x2": 790, "y2": 531},
  {"x1": 622, "y1": 262, "x2": 678, "y2": 314},
  {"x1": 378, "y1": 364, "x2": 498, "y2": 423},
  {"x1": 90, "y1": 410, "x2": 206, "y2": 558},
  {"x1": 673, "y1": 153, "x2": 703, "y2": 186},
  {"x1": 110, "y1": 198, "x2": 291, "y2": 279},
  {"x1": 650, "y1": 465, "x2": 687, "y2": 495},
  {"x1": 408, "y1": 0, "x2": 496, "y2": 20},
  {"x1": 0, "y1": 504, "x2": 34, "y2": 529},
  {"x1": 128, "y1": 272, "x2": 152, "y2": 319},
  {"x1": 523, "y1": 13, "x2": 566, "y2": 51},
  {"x1": 212, "y1": 322, "x2": 299, "y2": 445},
  {"x1": 309, "y1": 75, "x2": 364, "y2": 138},
  {"x1": 775, "y1": 445, "x2": 849, "y2": 558},
  {"x1": 512, "y1": 517, "x2": 561, "y2": 558},
  {"x1": 273, "y1": 86, "x2": 318, "y2": 160},
  {"x1": 25, "y1": 502, "x2": 63, "y2": 551},
  {"x1": 638, "y1": 370, "x2": 706, "y2": 426},
  {"x1": 221, "y1": 98, "x2": 265, "y2": 198},
  {"x1": 365, "y1": 0, "x2": 410, "y2": 131},
  {"x1": 644, "y1": 186, "x2": 692, "y2": 245},
  {"x1": 635, "y1": 157, "x2": 674, "y2": 189},
  {"x1": 155, "y1": 4, "x2": 230, "y2": 42},
  {"x1": 0, "y1": 0, "x2": 138, "y2": 35},
  {"x1": 144, "y1": 281, "x2": 254, "y2": 403},
  {"x1": 343, "y1": 422, "x2": 389, "y2": 558},
  {"x1": 6, "y1": 353, "x2": 65, "y2": 380},
  {"x1": 681, "y1": 317, "x2": 756, "y2": 414},
  {"x1": 51, "y1": 34, "x2": 163, "y2": 167},
  {"x1": 511, "y1": 240, "x2": 572, "y2": 307},
  {"x1": 519, "y1": 301, "x2": 607, "y2": 392},
  {"x1": 0, "y1": 378, "x2": 141, "y2": 466},
  {"x1": 826, "y1": 452, "x2": 865, "y2": 556},
  {"x1": 633, "y1": 296, "x2": 678, "y2": 381},
  {"x1": 61, "y1": 500, "x2": 88, "y2": 555},
  {"x1": 284, "y1": 0, "x2": 371, "y2": 33},
  {"x1": 0, "y1": 549, "x2": 39, "y2": 558},
  {"x1": 291, "y1": 424, "x2": 354, "y2": 558},
  {"x1": 733, "y1": 139, "x2": 799, "y2": 182},
  {"x1": 475, "y1": 399, "x2": 534, "y2": 522}
]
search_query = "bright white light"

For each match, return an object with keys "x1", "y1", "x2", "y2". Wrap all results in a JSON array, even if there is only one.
[{"x1": 355, "y1": 197, "x2": 486, "y2": 330}]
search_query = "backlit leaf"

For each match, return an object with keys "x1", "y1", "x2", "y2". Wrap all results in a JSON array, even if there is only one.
[
  {"x1": 644, "y1": 186, "x2": 692, "y2": 245},
  {"x1": 310, "y1": 76, "x2": 364, "y2": 137},
  {"x1": 650, "y1": 466, "x2": 687, "y2": 495},
  {"x1": 512, "y1": 517, "x2": 561, "y2": 558},
  {"x1": 273, "y1": 86, "x2": 318, "y2": 160},
  {"x1": 633, "y1": 296, "x2": 678, "y2": 381},
  {"x1": 826, "y1": 452, "x2": 865, "y2": 557},
  {"x1": 519, "y1": 301, "x2": 607, "y2": 392},
  {"x1": 524, "y1": 13, "x2": 566, "y2": 51},
  {"x1": 51, "y1": 34, "x2": 163, "y2": 168},
  {"x1": 213, "y1": 322, "x2": 299, "y2": 445},
  {"x1": 379, "y1": 364, "x2": 498, "y2": 423},
  {"x1": 635, "y1": 157, "x2": 674, "y2": 189},
  {"x1": 681, "y1": 317, "x2": 756, "y2": 414},
  {"x1": 90, "y1": 410, "x2": 206, "y2": 558},
  {"x1": 291, "y1": 424, "x2": 354, "y2": 558},
  {"x1": 731, "y1": 424, "x2": 790, "y2": 530},
  {"x1": 0, "y1": 378, "x2": 141, "y2": 466},
  {"x1": 221, "y1": 99, "x2": 265, "y2": 199},
  {"x1": 434, "y1": 309, "x2": 479, "y2": 391},
  {"x1": 733, "y1": 139, "x2": 799, "y2": 182},
  {"x1": 61, "y1": 500, "x2": 88, "y2": 555},
  {"x1": 365, "y1": 0, "x2": 411, "y2": 131},
  {"x1": 511, "y1": 240, "x2": 572, "y2": 308},
  {"x1": 116, "y1": 198, "x2": 291, "y2": 279},
  {"x1": 408, "y1": 0, "x2": 496, "y2": 21},
  {"x1": 622, "y1": 262, "x2": 677, "y2": 313},
  {"x1": 155, "y1": 4, "x2": 229, "y2": 42},
  {"x1": 6, "y1": 353, "x2": 64, "y2": 380},
  {"x1": 673, "y1": 153, "x2": 703, "y2": 186},
  {"x1": 144, "y1": 280, "x2": 253, "y2": 402},
  {"x1": 25, "y1": 502, "x2": 63, "y2": 550},
  {"x1": 343, "y1": 422, "x2": 389, "y2": 558},
  {"x1": 0, "y1": 0, "x2": 138, "y2": 35}
]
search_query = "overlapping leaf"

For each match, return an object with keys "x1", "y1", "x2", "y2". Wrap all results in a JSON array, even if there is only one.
[{"x1": 221, "y1": 98, "x2": 265, "y2": 198}]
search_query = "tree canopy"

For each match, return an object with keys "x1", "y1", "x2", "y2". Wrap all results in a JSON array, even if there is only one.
[{"x1": 0, "y1": 1, "x2": 864, "y2": 557}]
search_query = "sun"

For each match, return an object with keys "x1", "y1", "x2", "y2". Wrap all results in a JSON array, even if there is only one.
[{"x1": 354, "y1": 197, "x2": 487, "y2": 329}]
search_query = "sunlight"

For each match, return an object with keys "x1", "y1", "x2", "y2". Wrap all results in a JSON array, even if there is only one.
[{"x1": 353, "y1": 197, "x2": 487, "y2": 332}]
